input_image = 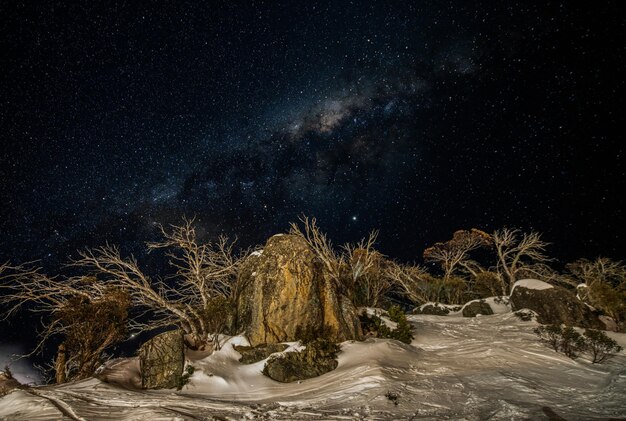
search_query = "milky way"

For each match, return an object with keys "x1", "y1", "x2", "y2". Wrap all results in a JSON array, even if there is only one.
[{"x1": 1, "y1": 1, "x2": 624, "y2": 274}]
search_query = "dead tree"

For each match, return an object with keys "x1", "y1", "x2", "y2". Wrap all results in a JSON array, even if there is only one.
[
  {"x1": 492, "y1": 228, "x2": 552, "y2": 294},
  {"x1": 0, "y1": 265, "x2": 129, "y2": 382},
  {"x1": 566, "y1": 257, "x2": 626, "y2": 329},
  {"x1": 423, "y1": 229, "x2": 491, "y2": 281},
  {"x1": 71, "y1": 219, "x2": 245, "y2": 349},
  {"x1": 384, "y1": 262, "x2": 432, "y2": 304},
  {"x1": 343, "y1": 231, "x2": 390, "y2": 307},
  {"x1": 1, "y1": 218, "x2": 248, "y2": 365},
  {"x1": 289, "y1": 216, "x2": 346, "y2": 291}
]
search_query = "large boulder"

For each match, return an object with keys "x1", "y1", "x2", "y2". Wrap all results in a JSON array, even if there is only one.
[
  {"x1": 235, "y1": 234, "x2": 362, "y2": 346},
  {"x1": 262, "y1": 340, "x2": 339, "y2": 383},
  {"x1": 139, "y1": 330, "x2": 185, "y2": 389},
  {"x1": 509, "y1": 279, "x2": 604, "y2": 329},
  {"x1": 462, "y1": 300, "x2": 494, "y2": 317}
]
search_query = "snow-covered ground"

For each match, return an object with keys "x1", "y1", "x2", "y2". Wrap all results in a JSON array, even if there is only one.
[{"x1": 1, "y1": 312, "x2": 625, "y2": 420}]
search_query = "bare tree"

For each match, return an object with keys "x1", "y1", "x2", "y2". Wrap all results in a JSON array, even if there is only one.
[
  {"x1": 492, "y1": 228, "x2": 552, "y2": 294},
  {"x1": 343, "y1": 231, "x2": 390, "y2": 307},
  {"x1": 384, "y1": 262, "x2": 433, "y2": 304},
  {"x1": 566, "y1": 257, "x2": 626, "y2": 289},
  {"x1": 289, "y1": 216, "x2": 346, "y2": 291},
  {"x1": 72, "y1": 219, "x2": 245, "y2": 349},
  {"x1": 1, "y1": 219, "x2": 247, "y2": 359},
  {"x1": 289, "y1": 216, "x2": 392, "y2": 306},
  {"x1": 0, "y1": 264, "x2": 128, "y2": 382},
  {"x1": 566, "y1": 257, "x2": 626, "y2": 329},
  {"x1": 423, "y1": 229, "x2": 491, "y2": 281}
]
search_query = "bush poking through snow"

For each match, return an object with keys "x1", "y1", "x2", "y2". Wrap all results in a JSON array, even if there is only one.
[
  {"x1": 534, "y1": 325, "x2": 623, "y2": 363},
  {"x1": 534, "y1": 325, "x2": 563, "y2": 352},
  {"x1": 359, "y1": 306, "x2": 413, "y2": 344},
  {"x1": 583, "y1": 329, "x2": 623, "y2": 364},
  {"x1": 534, "y1": 325, "x2": 585, "y2": 358},
  {"x1": 385, "y1": 391, "x2": 399, "y2": 406},
  {"x1": 559, "y1": 327, "x2": 586, "y2": 358}
]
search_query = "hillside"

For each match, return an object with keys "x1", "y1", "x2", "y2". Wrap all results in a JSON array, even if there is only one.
[{"x1": 1, "y1": 312, "x2": 624, "y2": 420}]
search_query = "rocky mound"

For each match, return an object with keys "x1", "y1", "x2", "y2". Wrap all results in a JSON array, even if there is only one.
[
  {"x1": 262, "y1": 339, "x2": 339, "y2": 383},
  {"x1": 462, "y1": 300, "x2": 494, "y2": 317},
  {"x1": 510, "y1": 279, "x2": 604, "y2": 329},
  {"x1": 235, "y1": 234, "x2": 361, "y2": 346}
]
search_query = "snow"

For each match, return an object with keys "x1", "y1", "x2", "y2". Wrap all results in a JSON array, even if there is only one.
[
  {"x1": 1, "y1": 314, "x2": 625, "y2": 420},
  {"x1": 459, "y1": 296, "x2": 512, "y2": 315},
  {"x1": 418, "y1": 302, "x2": 462, "y2": 314},
  {"x1": 511, "y1": 278, "x2": 554, "y2": 293}
]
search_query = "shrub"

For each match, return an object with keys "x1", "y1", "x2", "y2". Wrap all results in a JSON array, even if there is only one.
[
  {"x1": 534, "y1": 325, "x2": 585, "y2": 358},
  {"x1": 534, "y1": 325, "x2": 622, "y2": 363},
  {"x1": 583, "y1": 329, "x2": 623, "y2": 364},
  {"x1": 588, "y1": 282, "x2": 626, "y2": 330},
  {"x1": 473, "y1": 272, "x2": 504, "y2": 298},
  {"x1": 534, "y1": 325, "x2": 563, "y2": 352},
  {"x1": 559, "y1": 326, "x2": 586, "y2": 358},
  {"x1": 385, "y1": 391, "x2": 399, "y2": 405},
  {"x1": 359, "y1": 306, "x2": 413, "y2": 344}
]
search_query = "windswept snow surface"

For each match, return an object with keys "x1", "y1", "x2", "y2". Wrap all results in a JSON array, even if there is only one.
[{"x1": 1, "y1": 313, "x2": 625, "y2": 420}]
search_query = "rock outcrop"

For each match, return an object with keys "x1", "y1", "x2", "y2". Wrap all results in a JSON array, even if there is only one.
[
  {"x1": 262, "y1": 340, "x2": 339, "y2": 383},
  {"x1": 510, "y1": 280, "x2": 604, "y2": 329},
  {"x1": 235, "y1": 234, "x2": 362, "y2": 346},
  {"x1": 462, "y1": 300, "x2": 494, "y2": 317},
  {"x1": 139, "y1": 330, "x2": 185, "y2": 389}
]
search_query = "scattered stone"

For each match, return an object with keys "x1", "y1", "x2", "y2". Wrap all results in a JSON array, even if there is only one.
[{"x1": 513, "y1": 309, "x2": 537, "y2": 322}]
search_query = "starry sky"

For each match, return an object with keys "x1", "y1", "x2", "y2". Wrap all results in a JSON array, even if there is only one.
[{"x1": 1, "y1": 1, "x2": 624, "y2": 275}]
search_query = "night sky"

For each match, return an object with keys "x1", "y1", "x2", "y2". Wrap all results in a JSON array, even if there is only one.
[{"x1": 1, "y1": 1, "x2": 625, "y2": 276}]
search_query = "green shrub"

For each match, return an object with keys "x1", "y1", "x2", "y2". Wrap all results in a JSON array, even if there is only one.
[
  {"x1": 534, "y1": 325, "x2": 622, "y2": 363},
  {"x1": 534, "y1": 325, "x2": 563, "y2": 352},
  {"x1": 473, "y1": 272, "x2": 504, "y2": 298},
  {"x1": 559, "y1": 326, "x2": 586, "y2": 358},
  {"x1": 588, "y1": 282, "x2": 626, "y2": 330},
  {"x1": 583, "y1": 329, "x2": 623, "y2": 363},
  {"x1": 359, "y1": 307, "x2": 413, "y2": 344},
  {"x1": 534, "y1": 325, "x2": 585, "y2": 358}
]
